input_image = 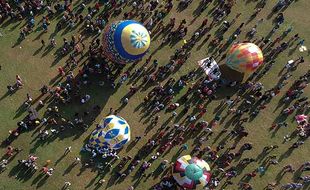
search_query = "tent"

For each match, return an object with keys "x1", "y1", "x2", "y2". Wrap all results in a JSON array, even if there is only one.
[{"x1": 198, "y1": 57, "x2": 221, "y2": 81}]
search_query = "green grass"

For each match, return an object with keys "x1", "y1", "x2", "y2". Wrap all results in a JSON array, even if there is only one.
[{"x1": 0, "y1": 0, "x2": 310, "y2": 190}]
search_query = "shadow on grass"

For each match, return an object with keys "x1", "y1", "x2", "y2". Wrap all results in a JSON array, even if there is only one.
[
  {"x1": 8, "y1": 164, "x2": 37, "y2": 182},
  {"x1": 0, "y1": 90, "x2": 16, "y2": 102},
  {"x1": 62, "y1": 162, "x2": 77, "y2": 176}
]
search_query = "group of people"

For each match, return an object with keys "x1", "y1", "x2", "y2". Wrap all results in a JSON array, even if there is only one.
[
  {"x1": 82, "y1": 143, "x2": 120, "y2": 159},
  {"x1": 0, "y1": 0, "x2": 309, "y2": 190}
]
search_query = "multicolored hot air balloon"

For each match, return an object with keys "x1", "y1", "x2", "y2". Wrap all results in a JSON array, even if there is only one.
[
  {"x1": 89, "y1": 115, "x2": 130, "y2": 150},
  {"x1": 226, "y1": 43, "x2": 264, "y2": 73},
  {"x1": 173, "y1": 155, "x2": 212, "y2": 189},
  {"x1": 102, "y1": 20, "x2": 151, "y2": 64}
]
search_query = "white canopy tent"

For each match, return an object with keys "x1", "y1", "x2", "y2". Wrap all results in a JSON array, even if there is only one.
[{"x1": 198, "y1": 57, "x2": 221, "y2": 81}]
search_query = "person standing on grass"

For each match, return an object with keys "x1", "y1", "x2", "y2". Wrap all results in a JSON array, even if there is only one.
[
  {"x1": 63, "y1": 181, "x2": 71, "y2": 189},
  {"x1": 41, "y1": 39, "x2": 45, "y2": 46},
  {"x1": 50, "y1": 38, "x2": 56, "y2": 47},
  {"x1": 16, "y1": 75, "x2": 22, "y2": 82},
  {"x1": 64, "y1": 146, "x2": 72, "y2": 154},
  {"x1": 98, "y1": 179, "x2": 106, "y2": 184},
  {"x1": 74, "y1": 157, "x2": 80, "y2": 164},
  {"x1": 16, "y1": 75, "x2": 23, "y2": 88},
  {"x1": 297, "y1": 39, "x2": 305, "y2": 46},
  {"x1": 58, "y1": 66, "x2": 65, "y2": 76}
]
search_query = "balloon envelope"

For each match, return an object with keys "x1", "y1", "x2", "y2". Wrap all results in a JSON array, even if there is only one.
[
  {"x1": 89, "y1": 115, "x2": 130, "y2": 149},
  {"x1": 173, "y1": 155, "x2": 211, "y2": 189},
  {"x1": 102, "y1": 20, "x2": 150, "y2": 64},
  {"x1": 226, "y1": 43, "x2": 264, "y2": 73}
]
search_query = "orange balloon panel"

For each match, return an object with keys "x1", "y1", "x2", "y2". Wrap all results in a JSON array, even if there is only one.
[{"x1": 226, "y1": 43, "x2": 264, "y2": 73}]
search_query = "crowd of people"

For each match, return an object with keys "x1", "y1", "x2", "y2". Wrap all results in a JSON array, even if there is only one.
[{"x1": 0, "y1": 0, "x2": 309, "y2": 190}]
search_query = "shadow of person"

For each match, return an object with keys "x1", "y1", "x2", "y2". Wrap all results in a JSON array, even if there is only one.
[
  {"x1": 62, "y1": 162, "x2": 78, "y2": 176},
  {"x1": 33, "y1": 46, "x2": 43, "y2": 56},
  {"x1": 0, "y1": 90, "x2": 15, "y2": 102},
  {"x1": 55, "y1": 153, "x2": 67, "y2": 166},
  {"x1": 278, "y1": 147, "x2": 294, "y2": 162},
  {"x1": 275, "y1": 169, "x2": 285, "y2": 183},
  {"x1": 36, "y1": 175, "x2": 49, "y2": 189},
  {"x1": 31, "y1": 173, "x2": 45, "y2": 186},
  {"x1": 125, "y1": 140, "x2": 139, "y2": 152}
]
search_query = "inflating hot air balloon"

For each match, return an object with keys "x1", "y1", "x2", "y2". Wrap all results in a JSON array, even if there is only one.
[
  {"x1": 101, "y1": 20, "x2": 151, "y2": 64},
  {"x1": 226, "y1": 43, "x2": 264, "y2": 73},
  {"x1": 89, "y1": 115, "x2": 130, "y2": 150},
  {"x1": 173, "y1": 155, "x2": 212, "y2": 189}
]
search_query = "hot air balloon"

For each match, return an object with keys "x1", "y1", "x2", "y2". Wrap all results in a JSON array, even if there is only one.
[
  {"x1": 89, "y1": 115, "x2": 130, "y2": 150},
  {"x1": 226, "y1": 43, "x2": 264, "y2": 73},
  {"x1": 173, "y1": 155, "x2": 212, "y2": 189},
  {"x1": 101, "y1": 20, "x2": 151, "y2": 64}
]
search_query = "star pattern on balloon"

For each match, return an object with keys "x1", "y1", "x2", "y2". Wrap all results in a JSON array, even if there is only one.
[{"x1": 130, "y1": 30, "x2": 148, "y2": 48}]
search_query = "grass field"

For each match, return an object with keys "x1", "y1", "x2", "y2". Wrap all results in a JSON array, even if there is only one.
[{"x1": 0, "y1": 0, "x2": 310, "y2": 189}]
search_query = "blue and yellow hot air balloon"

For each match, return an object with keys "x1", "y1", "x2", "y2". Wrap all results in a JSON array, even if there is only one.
[
  {"x1": 102, "y1": 20, "x2": 151, "y2": 64},
  {"x1": 89, "y1": 115, "x2": 130, "y2": 150}
]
